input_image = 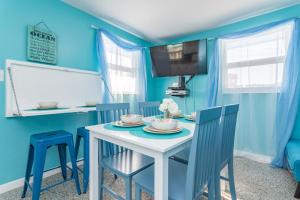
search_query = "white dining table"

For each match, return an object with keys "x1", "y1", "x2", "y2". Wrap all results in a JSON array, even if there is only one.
[{"x1": 86, "y1": 117, "x2": 195, "y2": 200}]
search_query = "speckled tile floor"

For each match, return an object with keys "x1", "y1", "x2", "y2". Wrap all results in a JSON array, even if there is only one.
[{"x1": 0, "y1": 157, "x2": 298, "y2": 200}]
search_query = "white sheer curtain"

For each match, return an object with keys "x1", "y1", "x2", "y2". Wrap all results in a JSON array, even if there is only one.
[
  {"x1": 218, "y1": 23, "x2": 292, "y2": 159},
  {"x1": 102, "y1": 33, "x2": 142, "y2": 112}
]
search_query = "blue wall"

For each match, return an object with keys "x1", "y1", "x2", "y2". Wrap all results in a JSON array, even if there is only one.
[
  {"x1": 0, "y1": 0, "x2": 151, "y2": 185},
  {"x1": 149, "y1": 4, "x2": 300, "y2": 155},
  {"x1": 1, "y1": 0, "x2": 300, "y2": 185}
]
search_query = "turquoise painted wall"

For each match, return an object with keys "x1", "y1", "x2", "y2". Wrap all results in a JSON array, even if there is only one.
[
  {"x1": 0, "y1": 0, "x2": 151, "y2": 185},
  {"x1": 149, "y1": 4, "x2": 300, "y2": 155}
]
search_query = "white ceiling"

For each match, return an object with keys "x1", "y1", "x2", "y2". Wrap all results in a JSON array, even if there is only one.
[{"x1": 63, "y1": 0, "x2": 299, "y2": 42}]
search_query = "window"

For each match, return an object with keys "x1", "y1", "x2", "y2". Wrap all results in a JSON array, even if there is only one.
[
  {"x1": 102, "y1": 34, "x2": 140, "y2": 95},
  {"x1": 221, "y1": 23, "x2": 293, "y2": 93}
]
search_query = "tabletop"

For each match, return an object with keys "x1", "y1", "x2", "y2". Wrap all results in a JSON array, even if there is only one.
[{"x1": 86, "y1": 116, "x2": 196, "y2": 153}]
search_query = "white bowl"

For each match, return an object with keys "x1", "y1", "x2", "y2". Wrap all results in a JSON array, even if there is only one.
[
  {"x1": 38, "y1": 101, "x2": 58, "y2": 109},
  {"x1": 85, "y1": 101, "x2": 98, "y2": 107},
  {"x1": 151, "y1": 118, "x2": 178, "y2": 130},
  {"x1": 121, "y1": 114, "x2": 143, "y2": 124}
]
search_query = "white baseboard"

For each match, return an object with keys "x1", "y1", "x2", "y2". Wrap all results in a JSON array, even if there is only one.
[
  {"x1": 0, "y1": 161, "x2": 83, "y2": 195},
  {"x1": 234, "y1": 150, "x2": 272, "y2": 164}
]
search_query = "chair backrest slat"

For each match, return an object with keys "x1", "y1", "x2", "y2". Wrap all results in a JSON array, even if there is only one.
[
  {"x1": 220, "y1": 104, "x2": 239, "y2": 167},
  {"x1": 96, "y1": 103, "x2": 130, "y2": 156},
  {"x1": 185, "y1": 106, "x2": 222, "y2": 200},
  {"x1": 138, "y1": 101, "x2": 161, "y2": 117}
]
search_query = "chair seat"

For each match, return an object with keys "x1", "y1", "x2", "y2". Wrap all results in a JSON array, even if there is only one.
[
  {"x1": 133, "y1": 159, "x2": 187, "y2": 200},
  {"x1": 102, "y1": 151, "x2": 154, "y2": 176},
  {"x1": 30, "y1": 130, "x2": 72, "y2": 146}
]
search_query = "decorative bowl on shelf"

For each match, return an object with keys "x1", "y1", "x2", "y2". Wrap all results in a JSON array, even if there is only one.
[
  {"x1": 151, "y1": 118, "x2": 178, "y2": 130},
  {"x1": 85, "y1": 101, "x2": 98, "y2": 107},
  {"x1": 37, "y1": 101, "x2": 58, "y2": 109},
  {"x1": 121, "y1": 114, "x2": 143, "y2": 124}
]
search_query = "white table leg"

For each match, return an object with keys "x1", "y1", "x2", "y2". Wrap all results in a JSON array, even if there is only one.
[
  {"x1": 89, "y1": 133, "x2": 99, "y2": 200},
  {"x1": 154, "y1": 154, "x2": 168, "y2": 200}
]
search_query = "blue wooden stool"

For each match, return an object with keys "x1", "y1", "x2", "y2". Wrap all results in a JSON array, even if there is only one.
[
  {"x1": 74, "y1": 127, "x2": 89, "y2": 193},
  {"x1": 21, "y1": 130, "x2": 81, "y2": 200}
]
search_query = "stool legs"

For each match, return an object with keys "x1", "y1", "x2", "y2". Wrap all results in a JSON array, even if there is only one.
[
  {"x1": 83, "y1": 134, "x2": 89, "y2": 193},
  {"x1": 58, "y1": 144, "x2": 67, "y2": 180},
  {"x1": 32, "y1": 145, "x2": 47, "y2": 200},
  {"x1": 74, "y1": 134, "x2": 81, "y2": 159},
  {"x1": 67, "y1": 140, "x2": 82, "y2": 195},
  {"x1": 21, "y1": 145, "x2": 34, "y2": 198}
]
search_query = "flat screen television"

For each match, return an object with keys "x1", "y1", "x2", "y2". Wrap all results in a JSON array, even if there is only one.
[{"x1": 150, "y1": 39, "x2": 207, "y2": 77}]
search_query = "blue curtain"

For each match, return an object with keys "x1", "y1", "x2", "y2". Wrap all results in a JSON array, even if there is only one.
[
  {"x1": 207, "y1": 18, "x2": 300, "y2": 162},
  {"x1": 207, "y1": 18, "x2": 294, "y2": 107},
  {"x1": 95, "y1": 29, "x2": 147, "y2": 104},
  {"x1": 207, "y1": 39, "x2": 220, "y2": 107},
  {"x1": 272, "y1": 18, "x2": 300, "y2": 168}
]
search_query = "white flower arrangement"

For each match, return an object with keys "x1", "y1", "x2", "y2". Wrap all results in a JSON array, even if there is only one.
[{"x1": 159, "y1": 98, "x2": 179, "y2": 116}]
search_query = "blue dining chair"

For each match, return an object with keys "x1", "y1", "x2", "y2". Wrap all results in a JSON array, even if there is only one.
[
  {"x1": 215, "y1": 104, "x2": 239, "y2": 200},
  {"x1": 97, "y1": 103, "x2": 154, "y2": 200},
  {"x1": 133, "y1": 106, "x2": 223, "y2": 200},
  {"x1": 138, "y1": 101, "x2": 161, "y2": 117}
]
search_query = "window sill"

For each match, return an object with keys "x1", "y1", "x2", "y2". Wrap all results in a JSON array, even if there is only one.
[{"x1": 223, "y1": 87, "x2": 280, "y2": 94}]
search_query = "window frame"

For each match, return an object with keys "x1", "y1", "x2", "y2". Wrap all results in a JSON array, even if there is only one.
[
  {"x1": 221, "y1": 23, "x2": 292, "y2": 94},
  {"x1": 103, "y1": 36, "x2": 139, "y2": 95}
]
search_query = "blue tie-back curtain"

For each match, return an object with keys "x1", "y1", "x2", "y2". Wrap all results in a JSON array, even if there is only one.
[
  {"x1": 96, "y1": 29, "x2": 147, "y2": 107},
  {"x1": 207, "y1": 39, "x2": 220, "y2": 107},
  {"x1": 207, "y1": 18, "x2": 299, "y2": 164},
  {"x1": 272, "y1": 18, "x2": 300, "y2": 168},
  {"x1": 207, "y1": 18, "x2": 295, "y2": 107}
]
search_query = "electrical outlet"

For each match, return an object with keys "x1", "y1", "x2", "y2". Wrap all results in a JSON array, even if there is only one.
[{"x1": 0, "y1": 70, "x2": 3, "y2": 82}]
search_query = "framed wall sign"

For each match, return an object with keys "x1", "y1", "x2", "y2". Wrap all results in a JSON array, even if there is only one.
[{"x1": 27, "y1": 22, "x2": 57, "y2": 64}]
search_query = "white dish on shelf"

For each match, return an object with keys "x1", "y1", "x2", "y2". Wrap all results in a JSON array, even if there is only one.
[
  {"x1": 151, "y1": 118, "x2": 178, "y2": 130},
  {"x1": 85, "y1": 101, "x2": 98, "y2": 107},
  {"x1": 121, "y1": 114, "x2": 143, "y2": 124},
  {"x1": 37, "y1": 101, "x2": 58, "y2": 109}
]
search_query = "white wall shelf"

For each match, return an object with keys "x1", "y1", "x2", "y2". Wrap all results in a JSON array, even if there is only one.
[
  {"x1": 18, "y1": 107, "x2": 96, "y2": 117},
  {"x1": 5, "y1": 59, "x2": 102, "y2": 117}
]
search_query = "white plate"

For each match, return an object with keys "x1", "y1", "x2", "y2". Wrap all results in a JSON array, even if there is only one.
[
  {"x1": 184, "y1": 115, "x2": 195, "y2": 121},
  {"x1": 143, "y1": 126, "x2": 182, "y2": 134},
  {"x1": 111, "y1": 121, "x2": 145, "y2": 128}
]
